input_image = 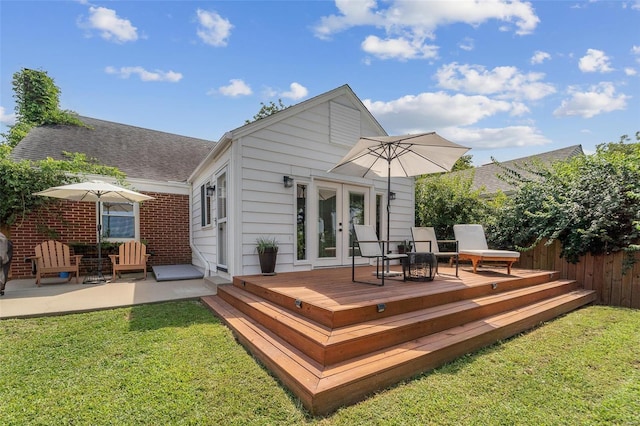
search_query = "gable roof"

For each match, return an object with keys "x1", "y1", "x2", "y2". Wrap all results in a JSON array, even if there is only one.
[
  {"x1": 452, "y1": 145, "x2": 584, "y2": 195},
  {"x1": 188, "y1": 84, "x2": 386, "y2": 181},
  {"x1": 10, "y1": 116, "x2": 214, "y2": 183}
]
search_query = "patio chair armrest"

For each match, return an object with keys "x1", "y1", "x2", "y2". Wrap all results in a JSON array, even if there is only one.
[
  {"x1": 108, "y1": 254, "x2": 119, "y2": 264},
  {"x1": 72, "y1": 255, "x2": 83, "y2": 264},
  {"x1": 437, "y1": 239, "x2": 459, "y2": 250},
  {"x1": 412, "y1": 240, "x2": 434, "y2": 251}
]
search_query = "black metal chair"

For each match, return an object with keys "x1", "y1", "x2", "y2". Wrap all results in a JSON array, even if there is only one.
[{"x1": 352, "y1": 225, "x2": 407, "y2": 286}]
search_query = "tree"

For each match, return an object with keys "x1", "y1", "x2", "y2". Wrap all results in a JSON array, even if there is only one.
[
  {"x1": 451, "y1": 154, "x2": 474, "y2": 171},
  {"x1": 0, "y1": 68, "x2": 123, "y2": 230},
  {"x1": 245, "y1": 99, "x2": 288, "y2": 124},
  {"x1": 0, "y1": 153, "x2": 124, "y2": 229},
  {"x1": 415, "y1": 172, "x2": 493, "y2": 239},
  {"x1": 491, "y1": 133, "x2": 640, "y2": 264},
  {"x1": 2, "y1": 68, "x2": 84, "y2": 149}
]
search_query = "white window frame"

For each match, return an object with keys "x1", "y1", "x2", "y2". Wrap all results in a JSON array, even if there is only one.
[
  {"x1": 99, "y1": 201, "x2": 140, "y2": 242},
  {"x1": 200, "y1": 182, "x2": 213, "y2": 228}
]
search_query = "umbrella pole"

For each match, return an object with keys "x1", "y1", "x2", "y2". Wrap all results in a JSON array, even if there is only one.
[
  {"x1": 386, "y1": 160, "x2": 391, "y2": 273},
  {"x1": 84, "y1": 199, "x2": 106, "y2": 284},
  {"x1": 97, "y1": 212, "x2": 102, "y2": 274}
]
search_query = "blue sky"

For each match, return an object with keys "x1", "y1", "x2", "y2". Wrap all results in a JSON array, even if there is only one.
[{"x1": 1, "y1": 0, "x2": 638, "y2": 165}]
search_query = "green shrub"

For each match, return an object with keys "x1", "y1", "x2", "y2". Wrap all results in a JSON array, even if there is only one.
[{"x1": 491, "y1": 134, "x2": 640, "y2": 263}]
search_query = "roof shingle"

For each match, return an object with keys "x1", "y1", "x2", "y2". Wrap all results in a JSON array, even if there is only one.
[
  {"x1": 451, "y1": 145, "x2": 584, "y2": 195},
  {"x1": 10, "y1": 116, "x2": 214, "y2": 182}
]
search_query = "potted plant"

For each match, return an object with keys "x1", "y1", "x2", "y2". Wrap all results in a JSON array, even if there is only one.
[{"x1": 256, "y1": 236, "x2": 278, "y2": 275}]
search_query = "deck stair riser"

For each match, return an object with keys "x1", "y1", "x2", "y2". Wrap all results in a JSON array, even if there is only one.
[
  {"x1": 232, "y1": 271, "x2": 560, "y2": 328},
  {"x1": 202, "y1": 289, "x2": 595, "y2": 416},
  {"x1": 217, "y1": 279, "x2": 578, "y2": 365},
  {"x1": 202, "y1": 268, "x2": 596, "y2": 416}
]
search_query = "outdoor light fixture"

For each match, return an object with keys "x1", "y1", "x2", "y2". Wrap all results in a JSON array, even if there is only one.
[
  {"x1": 206, "y1": 184, "x2": 216, "y2": 196},
  {"x1": 283, "y1": 175, "x2": 294, "y2": 188},
  {"x1": 389, "y1": 192, "x2": 396, "y2": 201},
  {"x1": 377, "y1": 303, "x2": 386, "y2": 313}
]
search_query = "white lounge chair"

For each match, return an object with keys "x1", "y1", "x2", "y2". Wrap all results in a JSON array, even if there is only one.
[
  {"x1": 411, "y1": 227, "x2": 459, "y2": 276},
  {"x1": 352, "y1": 225, "x2": 407, "y2": 286},
  {"x1": 453, "y1": 224, "x2": 520, "y2": 274}
]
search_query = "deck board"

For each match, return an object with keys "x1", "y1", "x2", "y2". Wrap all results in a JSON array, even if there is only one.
[{"x1": 203, "y1": 265, "x2": 595, "y2": 415}]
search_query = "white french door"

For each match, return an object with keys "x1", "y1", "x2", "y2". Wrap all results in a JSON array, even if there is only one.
[
  {"x1": 216, "y1": 170, "x2": 228, "y2": 271},
  {"x1": 315, "y1": 181, "x2": 369, "y2": 266}
]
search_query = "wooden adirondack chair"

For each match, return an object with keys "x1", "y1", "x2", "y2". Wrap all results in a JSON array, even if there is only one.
[
  {"x1": 109, "y1": 241, "x2": 150, "y2": 280},
  {"x1": 32, "y1": 240, "x2": 83, "y2": 286}
]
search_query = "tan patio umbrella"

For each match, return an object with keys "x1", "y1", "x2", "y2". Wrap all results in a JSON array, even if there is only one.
[
  {"x1": 34, "y1": 180, "x2": 154, "y2": 283},
  {"x1": 329, "y1": 132, "x2": 470, "y2": 257}
]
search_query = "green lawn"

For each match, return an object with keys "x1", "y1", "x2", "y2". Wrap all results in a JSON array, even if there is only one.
[{"x1": 1, "y1": 301, "x2": 638, "y2": 425}]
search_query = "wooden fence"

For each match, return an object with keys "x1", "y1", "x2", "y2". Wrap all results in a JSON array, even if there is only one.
[{"x1": 516, "y1": 240, "x2": 640, "y2": 309}]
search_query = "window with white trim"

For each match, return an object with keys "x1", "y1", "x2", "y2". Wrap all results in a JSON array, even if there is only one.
[
  {"x1": 201, "y1": 183, "x2": 212, "y2": 227},
  {"x1": 101, "y1": 202, "x2": 138, "y2": 241}
]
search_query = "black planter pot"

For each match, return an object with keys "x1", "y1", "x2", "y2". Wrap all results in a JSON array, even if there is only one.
[{"x1": 258, "y1": 248, "x2": 278, "y2": 275}]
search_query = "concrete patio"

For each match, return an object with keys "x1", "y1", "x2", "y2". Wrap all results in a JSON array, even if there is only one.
[{"x1": 0, "y1": 273, "x2": 226, "y2": 319}]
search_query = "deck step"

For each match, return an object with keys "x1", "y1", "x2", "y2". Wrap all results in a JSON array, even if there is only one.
[
  {"x1": 232, "y1": 269, "x2": 561, "y2": 328},
  {"x1": 216, "y1": 279, "x2": 579, "y2": 365},
  {"x1": 202, "y1": 289, "x2": 596, "y2": 416}
]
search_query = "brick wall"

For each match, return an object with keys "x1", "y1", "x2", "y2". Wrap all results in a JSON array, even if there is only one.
[
  {"x1": 140, "y1": 192, "x2": 192, "y2": 267},
  {"x1": 6, "y1": 192, "x2": 192, "y2": 279}
]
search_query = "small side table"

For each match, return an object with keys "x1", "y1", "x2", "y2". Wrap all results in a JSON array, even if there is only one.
[{"x1": 404, "y1": 252, "x2": 436, "y2": 281}]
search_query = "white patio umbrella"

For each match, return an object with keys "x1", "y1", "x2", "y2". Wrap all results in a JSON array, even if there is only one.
[
  {"x1": 34, "y1": 180, "x2": 154, "y2": 283},
  {"x1": 329, "y1": 132, "x2": 470, "y2": 257}
]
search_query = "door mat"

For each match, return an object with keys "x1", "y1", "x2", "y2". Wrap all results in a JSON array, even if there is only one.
[{"x1": 152, "y1": 265, "x2": 204, "y2": 281}]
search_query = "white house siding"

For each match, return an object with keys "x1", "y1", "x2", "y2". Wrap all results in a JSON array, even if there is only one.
[
  {"x1": 189, "y1": 143, "x2": 232, "y2": 276},
  {"x1": 238, "y1": 96, "x2": 414, "y2": 275},
  {"x1": 188, "y1": 86, "x2": 415, "y2": 278}
]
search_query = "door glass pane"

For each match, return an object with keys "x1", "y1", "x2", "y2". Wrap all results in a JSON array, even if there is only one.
[
  {"x1": 218, "y1": 222, "x2": 227, "y2": 266},
  {"x1": 217, "y1": 174, "x2": 227, "y2": 220},
  {"x1": 296, "y1": 184, "x2": 307, "y2": 261},
  {"x1": 318, "y1": 188, "x2": 336, "y2": 258},
  {"x1": 376, "y1": 194, "x2": 383, "y2": 240},
  {"x1": 349, "y1": 192, "x2": 365, "y2": 257},
  {"x1": 217, "y1": 172, "x2": 227, "y2": 267}
]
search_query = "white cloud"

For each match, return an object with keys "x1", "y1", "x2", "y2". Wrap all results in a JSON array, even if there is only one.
[
  {"x1": 217, "y1": 79, "x2": 252, "y2": 97},
  {"x1": 280, "y1": 83, "x2": 308, "y2": 100},
  {"x1": 80, "y1": 6, "x2": 138, "y2": 43},
  {"x1": 313, "y1": 0, "x2": 383, "y2": 40},
  {"x1": 0, "y1": 106, "x2": 16, "y2": 125},
  {"x1": 578, "y1": 49, "x2": 613, "y2": 73},
  {"x1": 196, "y1": 9, "x2": 233, "y2": 47},
  {"x1": 531, "y1": 50, "x2": 551, "y2": 64},
  {"x1": 442, "y1": 126, "x2": 551, "y2": 150},
  {"x1": 633, "y1": 45, "x2": 640, "y2": 64},
  {"x1": 313, "y1": 0, "x2": 540, "y2": 60},
  {"x1": 361, "y1": 35, "x2": 438, "y2": 60},
  {"x1": 624, "y1": 67, "x2": 637, "y2": 76},
  {"x1": 458, "y1": 37, "x2": 474, "y2": 51},
  {"x1": 105, "y1": 66, "x2": 182, "y2": 82},
  {"x1": 435, "y1": 62, "x2": 556, "y2": 101},
  {"x1": 553, "y1": 82, "x2": 629, "y2": 118},
  {"x1": 363, "y1": 91, "x2": 523, "y2": 132}
]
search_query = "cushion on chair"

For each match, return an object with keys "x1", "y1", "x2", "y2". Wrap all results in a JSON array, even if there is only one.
[{"x1": 458, "y1": 249, "x2": 520, "y2": 259}]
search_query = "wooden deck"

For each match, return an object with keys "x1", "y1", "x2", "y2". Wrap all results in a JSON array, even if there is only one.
[{"x1": 201, "y1": 264, "x2": 596, "y2": 416}]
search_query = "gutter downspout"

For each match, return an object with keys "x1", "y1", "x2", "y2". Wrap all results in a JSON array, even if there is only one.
[{"x1": 189, "y1": 188, "x2": 211, "y2": 277}]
